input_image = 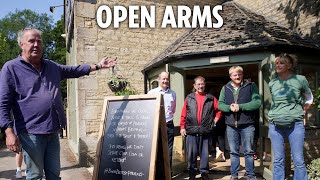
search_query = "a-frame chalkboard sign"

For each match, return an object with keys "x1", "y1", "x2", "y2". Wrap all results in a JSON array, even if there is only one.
[{"x1": 93, "y1": 94, "x2": 171, "y2": 180}]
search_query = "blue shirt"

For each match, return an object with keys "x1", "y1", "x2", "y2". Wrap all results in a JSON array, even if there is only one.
[
  {"x1": 0, "y1": 56, "x2": 91, "y2": 134},
  {"x1": 148, "y1": 87, "x2": 176, "y2": 123}
]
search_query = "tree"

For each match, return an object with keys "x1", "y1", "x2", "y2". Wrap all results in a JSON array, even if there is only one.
[
  {"x1": 0, "y1": 32, "x2": 8, "y2": 55},
  {"x1": 48, "y1": 15, "x2": 67, "y2": 99},
  {"x1": 0, "y1": 9, "x2": 54, "y2": 68},
  {"x1": 48, "y1": 15, "x2": 66, "y2": 65}
]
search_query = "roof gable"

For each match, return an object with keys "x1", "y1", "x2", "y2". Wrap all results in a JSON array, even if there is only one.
[{"x1": 143, "y1": 1, "x2": 319, "y2": 71}]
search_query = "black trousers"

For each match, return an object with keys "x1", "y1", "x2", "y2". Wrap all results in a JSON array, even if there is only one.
[
  {"x1": 212, "y1": 118, "x2": 226, "y2": 152},
  {"x1": 167, "y1": 122, "x2": 174, "y2": 174}
]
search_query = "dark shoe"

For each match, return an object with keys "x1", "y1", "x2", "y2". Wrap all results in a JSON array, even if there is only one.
[
  {"x1": 201, "y1": 173, "x2": 209, "y2": 180},
  {"x1": 189, "y1": 176, "x2": 196, "y2": 180}
]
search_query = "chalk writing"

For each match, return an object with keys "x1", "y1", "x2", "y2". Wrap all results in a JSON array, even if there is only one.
[
  {"x1": 98, "y1": 99, "x2": 156, "y2": 180},
  {"x1": 104, "y1": 168, "x2": 144, "y2": 177}
]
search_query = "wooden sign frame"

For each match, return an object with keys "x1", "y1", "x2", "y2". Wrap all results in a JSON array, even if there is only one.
[{"x1": 92, "y1": 94, "x2": 171, "y2": 180}]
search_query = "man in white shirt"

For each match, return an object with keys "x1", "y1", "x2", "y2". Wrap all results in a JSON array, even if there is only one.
[{"x1": 148, "y1": 72, "x2": 176, "y2": 176}]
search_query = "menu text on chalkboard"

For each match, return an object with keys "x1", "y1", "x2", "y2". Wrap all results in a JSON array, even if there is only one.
[{"x1": 93, "y1": 95, "x2": 170, "y2": 180}]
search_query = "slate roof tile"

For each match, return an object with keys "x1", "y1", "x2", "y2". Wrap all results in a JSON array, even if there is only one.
[{"x1": 143, "y1": 1, "x2": 319, "y2": 71}]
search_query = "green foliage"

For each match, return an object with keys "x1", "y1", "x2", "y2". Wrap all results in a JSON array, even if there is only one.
[
  {"x1": 48, "y1": 15, "x2": 67, "y2": 99},
  {"x1": 307, "y1": 158, "x2": 320, "y2": 179},
  {"x1": 108, "y1": 75, "x2": 128, "y2": 92},
  {"x1": 114, "y1": 88, "x2": 137, "y2": 96},
  {"x1": 107, "y1": 75, "x2": 137, "y2": 96},
  {"x1": 0, "y1": 9, "x2": 54, "y2": 68},
  {"x1": 47, "y1": 15, "x2": 66, "y2": 65},
  {"x1": 316, "y1": 88, "x2": 320, "y2": 110},
  {"x1": 0, "y1": 32, "x2": 8, "y2": 55}
]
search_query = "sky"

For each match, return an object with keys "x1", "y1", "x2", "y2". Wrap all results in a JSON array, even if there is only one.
[{"x1": 0, "y1": 0, "x2": 64, "y2": 23}]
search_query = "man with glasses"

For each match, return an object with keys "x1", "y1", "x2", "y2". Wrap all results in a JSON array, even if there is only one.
[
  {"x1": 218, "y1": 66, "x2": 261, "y2": 180},
  {"x1": 0, "y1": 27, "x2": 116, "y2": 180},
  {"x1": 180, "y1": 76, "x2": 221, "y2": 180}
]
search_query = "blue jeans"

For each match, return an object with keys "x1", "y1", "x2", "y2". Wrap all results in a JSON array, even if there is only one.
[
  {"x1": 167, "y1": 122, "x2": 174, "y2": 174},
  {"x1": 269, "y1": 121, "x2": 307, "y2": 180},
  {"x1": 226, "y1": 124, "x2": 255, "y2": 179},
  {"x1": 19, "y1": 133, "x2": 61, "y2": 180},
  {"x1": 186, "y1": 134, "x2": 211, "y2": 176}
]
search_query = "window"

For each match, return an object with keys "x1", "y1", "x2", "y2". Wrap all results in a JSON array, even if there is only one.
[{"x1": 151, "y1": 81, "x2": 158, "y2": 89}]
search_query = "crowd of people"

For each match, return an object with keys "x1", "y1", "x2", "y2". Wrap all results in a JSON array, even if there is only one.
[
  {"x1": 0, "y1": 27, "x2": 314, "y2": 180},
  {"x1": 146, "y1": 53, "x2": 313, "y2": 180}
]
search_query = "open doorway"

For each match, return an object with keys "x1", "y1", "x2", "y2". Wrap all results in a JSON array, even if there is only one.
[
  {"x1": 184, "y1": 64, "x2": 259, "y2": 96},
  {"x1": 183, "y1": 63, "x2": 261, "y2": 175}
]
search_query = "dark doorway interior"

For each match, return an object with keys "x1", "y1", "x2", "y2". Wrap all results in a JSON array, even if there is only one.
[{"x1": 184, "y1": 64, "x2": 259, "y2": 97}]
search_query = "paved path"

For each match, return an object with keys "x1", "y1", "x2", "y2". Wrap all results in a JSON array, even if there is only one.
[
  {"x1": 0, "y1": 139, "x2": 92, "y2": 180},
  {"x1": 0, "y1": 145, "x2": 18, "y2": 179},
  {"x1": 0, "y1": 139, "x2": 264, "y2": 180},
  {"x1": 173, "y1": 156, "x2": 265, "y2": 180}
]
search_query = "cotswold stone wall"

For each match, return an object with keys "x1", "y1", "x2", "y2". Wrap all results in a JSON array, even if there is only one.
[{"x1": 71, "y1": 0, "x2": 224, "y2": 166}]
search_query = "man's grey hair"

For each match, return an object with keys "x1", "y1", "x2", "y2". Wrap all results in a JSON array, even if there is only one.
[
  {"x1": 17, "y1": 28, "x2": 42, "y2": 45},
  {"x1": 158, "y1": 71, "x2": 169, "y2": 79}
]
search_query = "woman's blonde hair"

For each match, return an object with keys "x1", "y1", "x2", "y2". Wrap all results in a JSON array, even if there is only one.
[{"x1": 275, "y1": 53, "x2": 298, "y2": 73}]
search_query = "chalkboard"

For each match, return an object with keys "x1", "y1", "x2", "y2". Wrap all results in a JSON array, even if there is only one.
[{"x1": 93, "y1": 94, "x2": 171, "y2": 180}]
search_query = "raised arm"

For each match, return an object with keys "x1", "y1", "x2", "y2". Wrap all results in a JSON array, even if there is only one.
[{"x1": 90, "y1": 57, "x2": 117, "y2": 72}]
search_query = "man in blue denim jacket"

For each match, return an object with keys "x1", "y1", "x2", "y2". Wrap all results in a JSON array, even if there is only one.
[{"x1": 0, "y1": 28, "x2": 116, "y2": 180}]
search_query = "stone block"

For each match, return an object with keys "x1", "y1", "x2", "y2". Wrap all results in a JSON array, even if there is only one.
[
  {"x1": 77, "y1": 2, "x2": 96, "y2": 19},
  {"x1": 76, "y1": 28, "x2": 98, "y2": 40},
  {"x1": 79, "y1": 78, "x2": 98, "y2": 90},
  {"x1": 80, "y1": 106, "x2": 99, "y2": 120}
]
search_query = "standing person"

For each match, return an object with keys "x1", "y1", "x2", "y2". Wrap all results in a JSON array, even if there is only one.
[
  {"x1": 218, "y1": 66, "x2": 261, "y2": 180},
  {"x1": 213, "y1": 117, "x2": 226, "y2": 162},
  {"x1": 16, "y1": 151, "x2": 23, "y2": 179},
  {"x1": 209, "y1": 87, "x2": 226, "y2": 162},
  {"x1": 253, "y1": 110, "x2": 260, "y2": 160},
  {"x1": 148, "y1": 71, "x2": 176, "y2": 176},
  {"x1": 268, "y1": 53, "x2": 313, "y2": 180},
  {"x1": 180, "y1": 76, "x2": 222, "y2": 180},
  {"x1": 0, "y1": 27, "x2": 116, "y2": 180}
]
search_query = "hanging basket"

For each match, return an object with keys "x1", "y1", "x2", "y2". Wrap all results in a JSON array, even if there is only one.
[{"x1": 107, "y1": 76, "x2": 128, "y2": 92}]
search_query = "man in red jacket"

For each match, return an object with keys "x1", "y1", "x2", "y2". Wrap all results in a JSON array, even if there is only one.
[{"x1": 180, "y1": 76, "x2": 221, "y2": 180}]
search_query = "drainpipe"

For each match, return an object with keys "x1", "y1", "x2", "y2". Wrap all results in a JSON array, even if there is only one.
[
  {"x1": 143, "y1": 71, "x2": 148, "y2": 94},
  {"x1": 166, "y1": 64, "x2": 170, "y2": 87}
]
